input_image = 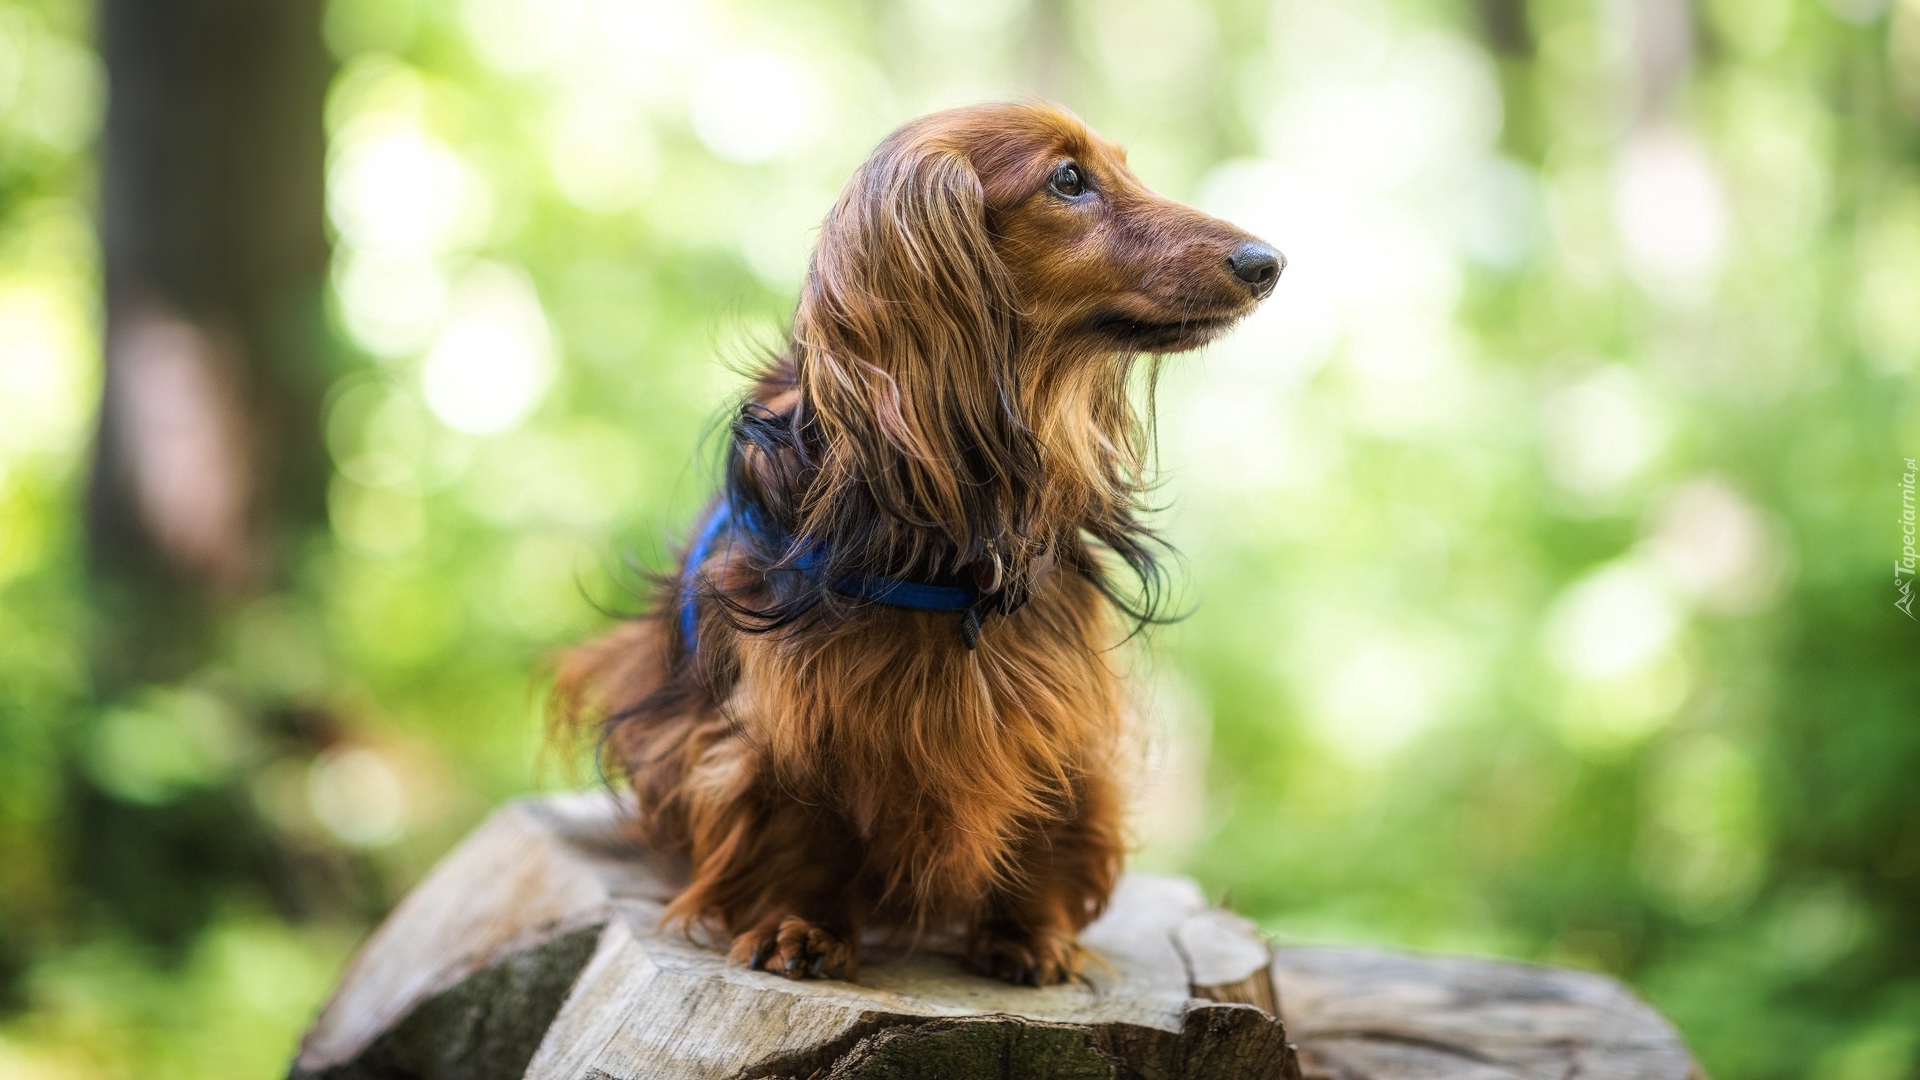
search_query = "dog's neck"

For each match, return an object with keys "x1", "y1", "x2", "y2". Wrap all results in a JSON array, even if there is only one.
[{"x1": 729, "y1": 345, "x2": 1154, "y2": 618}]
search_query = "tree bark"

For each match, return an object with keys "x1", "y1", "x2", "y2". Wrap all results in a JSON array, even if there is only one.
[
  {"x1": 290, "y1": 795, "x2": 1702, "y2": 1080},
  {"x1": 91, "y1": 0, "x2": 332, "y2": 685},
  {"x1": 76, "y1": 0, "x2": 334, "y2": 956}
]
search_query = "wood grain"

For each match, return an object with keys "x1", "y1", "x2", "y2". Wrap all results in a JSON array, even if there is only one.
[
  {"x1": 1273, "y1": 947, "x2": 1703, "y2": 1080},
  {"x1": 289, "y1": 795, "x2": 1697, "y2": 1080}
]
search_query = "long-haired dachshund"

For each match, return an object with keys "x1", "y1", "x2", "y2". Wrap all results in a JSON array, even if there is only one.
[{"x1": 555, "y1": 102, "x2": 1280, "y2": 986}]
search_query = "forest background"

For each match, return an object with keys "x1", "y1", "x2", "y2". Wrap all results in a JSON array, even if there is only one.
[{"x1": 1, "y1": 0, "x2": 1918, "y2": 1077}]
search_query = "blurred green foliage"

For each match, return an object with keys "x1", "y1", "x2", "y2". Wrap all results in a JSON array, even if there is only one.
[{"x1": 1, "y1": 0, "x2": 1919, "y2": 1076}]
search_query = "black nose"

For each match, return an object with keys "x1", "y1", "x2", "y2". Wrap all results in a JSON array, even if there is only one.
[{"x1": 1227, "y1": 242, "x2": 1283, "y2": 294}]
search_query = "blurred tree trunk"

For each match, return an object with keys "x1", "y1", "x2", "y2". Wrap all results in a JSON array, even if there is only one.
[
  {"x1": 1023, "y1": 0, "x2": 1079, "y2": 109},
  {"x1": 78, "y1": 0, "x2": 335, "y2": 953},
  {"x1": 89, "y1": 0, "x2": 333, "y2": 692},
  {"x1": 1474, "y1": 0, "x2": 1532, "y2": 57}
]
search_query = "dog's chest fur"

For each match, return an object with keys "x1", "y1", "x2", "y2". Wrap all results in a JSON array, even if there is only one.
[{"x1": 723, "y1": 569, "x2": 1125, "y2": 914}]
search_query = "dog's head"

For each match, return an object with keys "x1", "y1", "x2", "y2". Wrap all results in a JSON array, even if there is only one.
[
  {"x1": 951, "y1": 103, "x2": 1281, "y2": 353},
  {"x1": 802, "y1": 102, "x2": 1278, "y2": 368},
  {"x1": 786, "y1": 102, "x2": 1280, "y2": 585}
]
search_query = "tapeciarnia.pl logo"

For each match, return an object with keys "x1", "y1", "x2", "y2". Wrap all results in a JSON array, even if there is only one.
[{"x1": 1900, "y1": 457, "x2": 1917, "y2": 620}]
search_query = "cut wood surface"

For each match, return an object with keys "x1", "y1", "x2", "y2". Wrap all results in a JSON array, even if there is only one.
[{"x1": 289, "y1": 795, "x2": 1700, "y2": 1080}]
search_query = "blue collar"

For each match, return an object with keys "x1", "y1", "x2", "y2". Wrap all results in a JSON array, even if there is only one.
[{"x1": 679, "y1": 501, "x2": 982, "y2": 652}]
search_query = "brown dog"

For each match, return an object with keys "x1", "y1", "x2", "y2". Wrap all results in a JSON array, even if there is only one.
[{"x1": 555, "y1": 102, "x2": 1280, "y2": 986}]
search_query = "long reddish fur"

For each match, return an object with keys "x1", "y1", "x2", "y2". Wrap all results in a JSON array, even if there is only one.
[{"x1": 553, "y1": 102, "x2": 1273, "y2": 985}]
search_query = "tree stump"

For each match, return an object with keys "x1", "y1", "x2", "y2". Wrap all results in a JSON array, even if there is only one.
[{"x1": 288, "y1": 796, "x2": 1701, "y2": 1080}]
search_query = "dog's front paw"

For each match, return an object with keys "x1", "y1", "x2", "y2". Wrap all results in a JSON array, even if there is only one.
[
  {"x1": 729, "y1": 915, "x2": 858, "y2": 981},
  {"x1": 967, "y1": 924, "x2": 1081, "y2": 987}
]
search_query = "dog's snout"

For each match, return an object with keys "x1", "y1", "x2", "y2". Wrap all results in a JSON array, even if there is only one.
[{"x1": 1227, "y1": 242, "x2": 1283, "y2": 295}]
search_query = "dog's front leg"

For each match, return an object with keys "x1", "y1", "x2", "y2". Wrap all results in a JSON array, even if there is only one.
[
  {"x1": 664, "y1": 726, "x2": 866, "y2": 981},
  {"x1": 713, "y1": 799, "x2": 865, "y2": 982},
  {"x1": 967, "y1": 774, "x2": 1125, "y2": 987}
]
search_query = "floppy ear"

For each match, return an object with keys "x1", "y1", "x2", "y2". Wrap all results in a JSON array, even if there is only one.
[{"x1": 793, "y1": 134, "x2": 1037, "y2": 566}]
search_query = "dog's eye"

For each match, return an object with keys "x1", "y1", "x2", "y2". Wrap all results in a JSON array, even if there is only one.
[{"x1": 1049, "y1": 162, "x2": 1086, "y2": 198}]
